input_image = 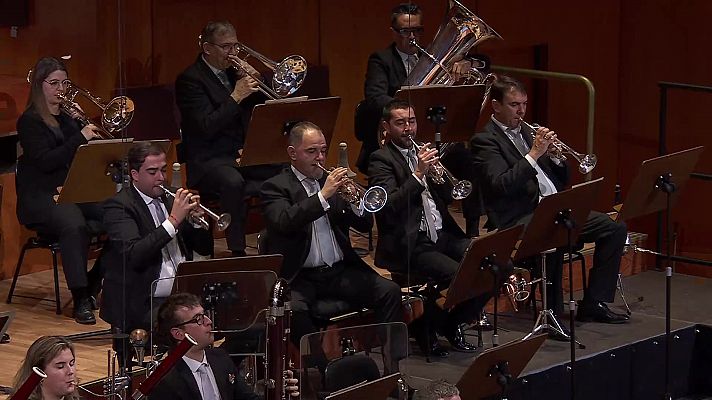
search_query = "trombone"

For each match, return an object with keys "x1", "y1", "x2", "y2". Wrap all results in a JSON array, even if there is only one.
[
  {"x1": 159, "y1": 185, "x2": 231, "y2": 231},
  {"x1": 520, "y1": 120, "x2": 597, "y2": 174},
  {"x1": 227, "y1": 41, "x2": 307, "y2": 100},
  {"x1": 407, "y1": 135, "x2": 473, "y2": 200},
  {"x1": 313, "y1": 163, "x2": 388, "y2": 213}
]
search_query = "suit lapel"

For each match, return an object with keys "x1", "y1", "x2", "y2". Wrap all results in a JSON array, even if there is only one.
[
  {"x1": 386, "y1": 142, "x2": 411, "y2": 181},
  {"x1": 206, "y1": 350, "x2": 232, "y2": 400},
  {"x1": 487, "y1": 121, "x2": 526, "y2": 162},
  {"x1": 390, "y1": 44, "x2": 408, "y2": 85},
  {"x1": 175, "y1": 359, "x2": 203, "y2": 400},
  {"x1": 196, "y1": 55, "x2": 232, "y2": 95},
  {"x1": 130, "y1": 186, "x2": 158, "y2": 233}
]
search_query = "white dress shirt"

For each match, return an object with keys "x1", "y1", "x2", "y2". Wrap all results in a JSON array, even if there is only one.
[{"x1": 182, "y1": 352, "x2": 222, "y2": 400}]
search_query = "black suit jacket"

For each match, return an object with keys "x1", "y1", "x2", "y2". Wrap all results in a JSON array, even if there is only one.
[
  {"x1": 259, "y1": 167, "x2": 374, "y2": 281},
  {"x1": 175, "y1": 54, "x2": 263, "y2": 187},
  {"x1": 368, "y1": 143, "x2": 464, "y2": 272},
  {"x1": 355, "y1": 43, "x2": 408, "y2": 173},
  {"x1": 471, "y1": 120, "x2": 569, "y2": 229},
  {"x1": 99, "y1": 185, "x2": 193, "y2": 332},
  {"x1": 150, "y1": 348, "x2": 260, "y2": 400},
  {"x1": 15, "y1": 108, "x2": 88, "y2": 226}
]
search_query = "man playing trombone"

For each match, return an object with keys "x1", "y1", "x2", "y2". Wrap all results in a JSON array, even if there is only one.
[
  {"x1": 259, "y1": 121, "x2": 403, "y2": 358},
  {"x1": 471, "y1": 75, "x2": 628, "y2": 327},
  {"x1": 175, "y1": 21, "x2": 268, "y2": 257},
  {"x1": 369, "y1": 99, "x2": 491, "y2": 355}
]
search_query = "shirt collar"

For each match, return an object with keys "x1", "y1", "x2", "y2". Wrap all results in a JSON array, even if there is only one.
[
  {"x1": 290, "y1": 165, "x2": 310, "y2": 183},
  {"x1": 134, "y1": 183, "x2": 157, "y2": 206},
  {"x1": 182, "y1": 351, "x2": 208, "y2": 373},
  {"x1": 395, "y1": 47, "x2": 417, "y2": 65},
  {"x1": 491, "y1": 114, "x2": 521, "y2": 136},
  {"x1": 201, "y1": 54, "x2": 226, "y2": 78}
]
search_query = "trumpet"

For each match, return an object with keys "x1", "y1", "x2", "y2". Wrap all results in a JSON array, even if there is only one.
[
  {"x1": 314, "y1": 163, "x2": 388, "y2": 213},
  {"x1": 407, "y1": 135, "x2": 472, "y2": 200},
  {"x1": 159, "y1": 185, "x2": 231, "y2": 231},
  {"x1": 520, "y1": 120, "x2": 597, "y2": 174},
  {"x1": 227, "y1": 41, "x2": 307, "y2": 100}
]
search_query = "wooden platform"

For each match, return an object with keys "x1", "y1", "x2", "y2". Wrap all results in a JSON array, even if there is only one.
[{"x1": 0, "y1": 208, "x2": 652, "y2": 398}]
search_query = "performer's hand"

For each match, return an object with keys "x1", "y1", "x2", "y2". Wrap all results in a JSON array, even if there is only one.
[
  {"x1": 321, "y1": 167, "x2": 348, "y2": 200},
  {"x1": 81, "y1": 124, "x2": 103, "y2": 141},
  {"x1": 415, "y1": 142, "x2": 439, "y2": 179},
  {"x1": 451, "y1": 58, "x2": 472, "y2": 82},
  {"x1": 168, "y1": 188, "x2": 200, "y2": 228},
  {"x1": 285, "y1": 370, "x2": 299, "y2": 398},
  {"x1": 231, "y1": 76, "x2": 260, "y2": 103},
  {"x1": 529, "y1": 126, "x2": 557, "y2": 160},
  {"x1": 68, "y1": 102, "x2": 85, "y2": 120}
]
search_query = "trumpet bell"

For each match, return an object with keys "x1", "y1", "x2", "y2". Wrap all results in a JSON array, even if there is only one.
[
  {"x1": 272, "y1": 55, "x2": 308, "y2": 97},
  {"x1": 578, "y1": 154, "x2": 597, "y2": 174},
  {"x1": 362, "y1": 185, "x2": 388, "y2": 213},
  {"x1": 103, "y1": 96, "x2": 135, "y2": 133},
  {"x1": 452, "y1": 180, "x2": 473, "y2": 200},
  {"x1": 216, "y1": 213, "x2": 232, "y2": 231}
]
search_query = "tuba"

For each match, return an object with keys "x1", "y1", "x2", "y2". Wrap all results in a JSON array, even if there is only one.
[
  {"x1": 407, "y1": 0, "x2": 501, "y2": 86},
  {"x1": 265, "y1": 279, "x2": 292, "y2": 400}
]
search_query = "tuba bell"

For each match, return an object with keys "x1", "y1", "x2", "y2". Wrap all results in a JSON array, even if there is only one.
[{"x1": 407, "y1": 0, "x2": 501, "y2": 86}]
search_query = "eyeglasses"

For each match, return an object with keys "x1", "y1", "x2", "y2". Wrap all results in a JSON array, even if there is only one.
[
  {"x1": 392, "y1": 27, "x2": 424, "y2": 37},
  {"x1": 44, "y1": 79, "x2": 71, "y2": 89},
  {"x1": 207, "y1": 42, "x2": 240, "y2": 52},
  {"x1": 173, "y1": 313, "x2": 209, "y2": 328}
]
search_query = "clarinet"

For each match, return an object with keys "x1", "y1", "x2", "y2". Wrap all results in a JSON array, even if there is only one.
[{"x1": 264, "y1": 279, "x2": 292, "y2": 400}]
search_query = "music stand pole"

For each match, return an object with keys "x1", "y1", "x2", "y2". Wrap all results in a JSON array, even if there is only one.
[
  {"x1": 556, "y1": 209, "x2": 578, "y2": 400},
  {"x1": 426, "y1": 106, "x2": 447, "y2": 152},
  {"x1": 657, "y1": 173, "x2": 676, "y2": 400}
]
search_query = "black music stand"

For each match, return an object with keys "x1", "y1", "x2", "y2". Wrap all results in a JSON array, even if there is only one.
[
  {"x1": 240, "y1": 96, "x2": 341, "y2": 166},
  {"x1": 457, "y1": 334, "x2": 546, "y2": 400},
  {"x1": 615, "y1": 146, "x2": 704, "y2": 400},
  {"x1": 443, "y1": 225, "x2": 523, "y2": 347},
  {"x1": 325, "y1": 373, "x2": 401, "y2": 400},
  {"x1": 57, "y1": 139, "x2": 171, "y2": 203},
  {"x1": 515, "y1": 177, "x2": 604, "y2": 400},
  {"x1": 395, "y1": 85, "x2": 485, "y2": 147}
]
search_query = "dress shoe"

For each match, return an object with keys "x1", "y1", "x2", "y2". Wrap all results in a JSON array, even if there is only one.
[
  {"x1": 414, "y1": 331, "x2": 449, "y2": 358},
  {"x1": 474, "y1": 313, "x2": 493, "y2": 331},
  {"x1": 576, "y1": 301, "x2": 628, "y2": 324},
  {"x1": 444, "y1": 325, "x2": 478, "y2": 353},
  {"x1": 73, "y1": 298, "x2": 96, "y2": 325},
  {"x1": 231, "y1": 250, "x2": 247, "y2": 257}
]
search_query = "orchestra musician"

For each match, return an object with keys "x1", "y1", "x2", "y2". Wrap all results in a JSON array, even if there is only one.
[
  {"x1": 12, "y1": 336, "x2": 79, "y2": 400},
  {"x1": 175, "y1": 20, "x2": 274, "y2": 257},
  {"x1": 259, "y1": 121, "x2": 403, "y2": 351},
  {"x1": 355, "y1": 2, "x2": 482, "y2": 237},
  {"x1": 152, "y1": 292, "x2": 299, "y2": 400},
  {"x1": 100, "y1": 142, "x2": 204, "y2": 364},
  {"x1": 368, "y1": 99, "x2": 490, "y2": 355},
  {"x1": 470, "y1": 75, "x2": 629, "y2": 328},
  {"x1": 16, "y1": 57, "x2": 104, "y2": 325}
]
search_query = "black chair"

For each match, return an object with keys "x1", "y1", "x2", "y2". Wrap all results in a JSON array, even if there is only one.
[{"x1": 6, "y1": 221, "x2": 105, "y2": 314}]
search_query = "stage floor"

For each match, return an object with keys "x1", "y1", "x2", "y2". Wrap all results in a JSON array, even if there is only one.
[
  {"x1": 1, "y1": 233, "x2": 710, "y2": 399},
  {"x1": 402, "y1": 270, "x2": 712, "y2": 391}
]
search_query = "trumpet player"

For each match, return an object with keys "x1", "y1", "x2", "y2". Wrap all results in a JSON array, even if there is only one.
[
  {"x1": 101, "y1": 142, "x2": 207, "y2": 366},
  {"x1": 175, "y1": 21, "x2": 274, "y2": 257},
  {"x1": 260, "y1": 122, "x2": 403, "y2": 357},
  {"x1": 471, "y1": 75, "x2": 629, "y2": 328},
  {"x1": 17, "y1": 57, "x2": 104, "y2": 324},
  {"x1": 369, "y1": 99, "x2": 492, "y2": 355},
  {"x1": 153, "y1": 293, "x2": 299, "y2": 399}
]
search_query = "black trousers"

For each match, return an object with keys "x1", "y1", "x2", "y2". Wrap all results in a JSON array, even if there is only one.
[
  {"x1": 289, "y1": 262, "x2": 403, "y2": 348},
  {"x1": 518, "y1": 211, "x2": 627, "y2": 314},
  {"x1": 441, "y1": 143, "x2": 483, "y2": 235},
  {"x1": 193, "y1": 164, "x2": 247, "y2": 252},
  {"x1": 28, "y1": 202, "x2": 104, "y2": 290},
  {"x1": 410, "y1": 230, "x2": 491, "y2": 329}
]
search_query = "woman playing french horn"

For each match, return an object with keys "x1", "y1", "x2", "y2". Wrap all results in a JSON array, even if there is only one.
[{"x1": 16, "y1": 57, "x2": 104, "y2": 325}]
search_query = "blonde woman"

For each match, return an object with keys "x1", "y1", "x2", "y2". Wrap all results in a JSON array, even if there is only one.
[{"x1": 12, "y1": 336, "x2": 79, "y2": 400}]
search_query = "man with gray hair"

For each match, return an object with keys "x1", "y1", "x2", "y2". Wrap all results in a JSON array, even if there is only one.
[{"x1": 175, "y1": 21, "x2": 265, "y2": 257}]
